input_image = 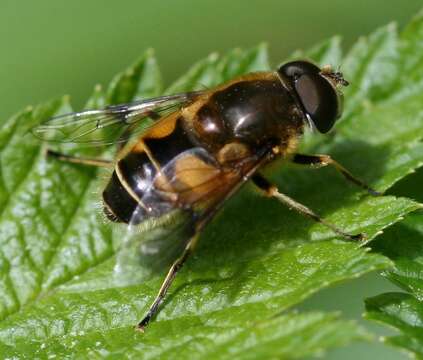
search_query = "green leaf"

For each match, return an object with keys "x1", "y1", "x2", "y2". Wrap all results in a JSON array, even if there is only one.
[
  {"x1": 359, "y1": 11, "x2": 423, "y2": 359},
  {"x1": 366, "y1": 292, "x2": 423, "y2": 359},
  {"x1": 365, "y1": 169, "x2": 423, "y2": 358},
  {"x1": 365, "y1": 211, "x2": 423, "y2": 358},
  {"x1": 0, "y1": 16, "x2": 422, "y2": 359},
  {"x1": 0, "y1": 311, "x2": 370, "y2": 359}
]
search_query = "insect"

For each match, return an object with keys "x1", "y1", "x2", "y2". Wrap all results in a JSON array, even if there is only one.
[{"x1": 33, "y1": 60, "x2": 380, "y2": 331}]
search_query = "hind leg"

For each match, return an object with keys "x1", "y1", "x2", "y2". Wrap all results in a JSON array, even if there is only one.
[{"x1": 46, "y1": 149, "x2": 112, "y2": 167}]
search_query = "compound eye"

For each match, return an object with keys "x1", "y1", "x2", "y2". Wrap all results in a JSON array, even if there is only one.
[
  {"x1": 294, "y1": 73, "x2": 339, "y2": 133},
  {"x1": 278, "y1": 60, "x2": 321, "y2": 78}
]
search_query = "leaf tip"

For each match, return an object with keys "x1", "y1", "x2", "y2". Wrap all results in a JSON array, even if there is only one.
[
  {"x1": 62, "y1": 94, "x2": 71, "y2": 103},
  {"x1": 209, "y1": 52, "x2": 220, "y2": 61},
  {"x1": 257, "y1": 41, "x2": 268, "y2": 50},
  {"x1": 410, "y1": 7, "x2": 423, "y2": 24},
  {"x1": 387, "y1": 21, "x2": 397, "y2": 32},
  {"x1": 145, "y1": 47, "x2": 155, "y2": 57}
]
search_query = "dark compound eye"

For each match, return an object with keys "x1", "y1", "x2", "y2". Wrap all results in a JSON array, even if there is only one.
[
  {"x1": 278, "y1": 60, "x2": 344, "y2": 134},
  {"x1": 278, "y1": 60, "x2": 321, "y2": 79},
  {"x1": 294, "y1": 72, "x2": 339, "y2": 133}
]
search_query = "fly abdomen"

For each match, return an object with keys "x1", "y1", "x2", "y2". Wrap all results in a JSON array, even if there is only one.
[
  {"x1": 103, "y1": 151, "x2": 177, "y2": 224},
  {"x1": 102, "y1": 171, "x2": 140, "y2": 223},
  {"x1": 102, "y1": 115, "x2": 195, "y2": 225}
]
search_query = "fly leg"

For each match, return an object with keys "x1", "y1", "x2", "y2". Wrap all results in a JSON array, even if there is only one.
[
  {"x1": 137, "y1": 230, "x2": 200, "y2": 332},
  {"x1": 46, "y1": 149, "x2": 112, "y2": 167},
  {"x1": 251, "y1": 173, "x2": 364, "y2": 241},
  {"x1": 137, "y1": 156, "x2": 269, "y2": 331},
  {"x1": 292, "y1": 153, "x2": 381, "y2": 196}
]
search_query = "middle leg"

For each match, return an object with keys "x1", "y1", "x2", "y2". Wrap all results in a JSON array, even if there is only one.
[
  {"x1": 251, "y1": 173, "x2": 364, "y2": 241},
  {"x1": 292, "y1": 153, "x2": 381, "y2": 196}
]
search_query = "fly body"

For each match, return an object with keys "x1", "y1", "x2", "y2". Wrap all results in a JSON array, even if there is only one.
[{"x1": 34, "y1": 60, "x2": 380, "y2": 331}]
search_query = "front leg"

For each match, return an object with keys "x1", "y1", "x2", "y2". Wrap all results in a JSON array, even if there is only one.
[
  {"x1": 251, "y1": 173, "x2": 364, "y2": 241},
  {"x1": 292, "y1": 153, "x2": 381, "y2": 196}
]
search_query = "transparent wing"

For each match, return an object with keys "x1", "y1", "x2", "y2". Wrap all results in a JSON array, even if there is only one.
[
  {"x1": 114, "y1": 209, "x2": 195, "y2": 284},
  {"x1": 114, "y1": 147, "x2": 270, "y2": 278},
  {"x1": 32, "y1": 91, "x2": 203, "y2": 146}
]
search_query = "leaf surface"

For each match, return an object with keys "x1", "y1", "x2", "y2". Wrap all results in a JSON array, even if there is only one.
[{"x1": 0, "y1": 20, "x2": 422, "y2": 358}]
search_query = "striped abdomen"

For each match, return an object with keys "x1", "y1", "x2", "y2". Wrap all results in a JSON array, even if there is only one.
[{"x1": 102, "y1": 114, "x2": 196, "y2": 224}]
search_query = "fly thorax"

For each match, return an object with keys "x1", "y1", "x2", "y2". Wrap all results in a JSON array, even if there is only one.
[{"x1": 198, "y1": 79, "x2": 303, "y2": 148}]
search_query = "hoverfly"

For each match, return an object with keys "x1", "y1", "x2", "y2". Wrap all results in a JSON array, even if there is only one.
[{"x1": 34, "y1": 60, "x2": 380, "y2": 331}]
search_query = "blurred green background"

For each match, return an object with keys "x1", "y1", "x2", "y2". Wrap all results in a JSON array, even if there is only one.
[{"x1": 1, "y1": 1, "x2": 421, "y2": 358}]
